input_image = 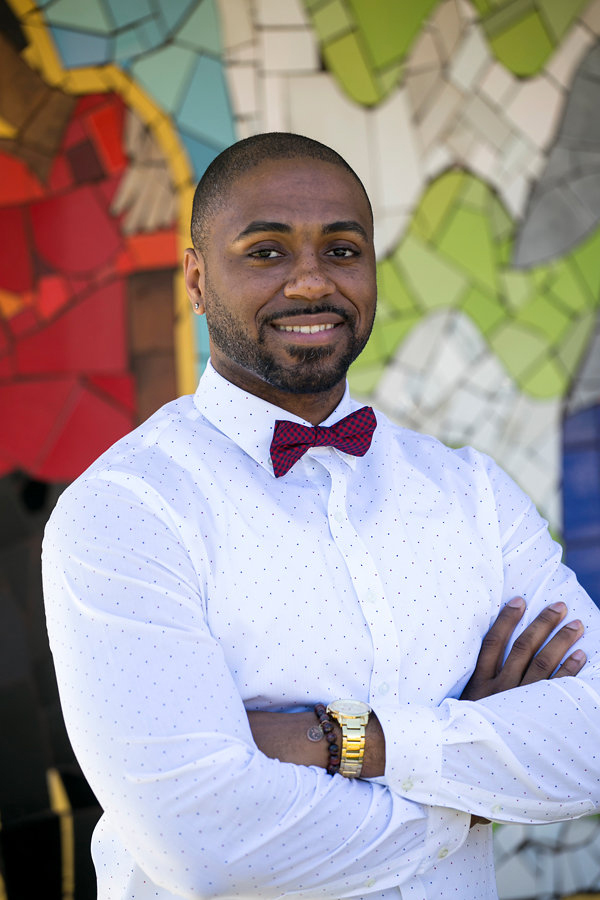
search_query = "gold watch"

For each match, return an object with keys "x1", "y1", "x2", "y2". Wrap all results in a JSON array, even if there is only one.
[{"x1": 326, "y1": 699, "x2": 371, "y2": 778}]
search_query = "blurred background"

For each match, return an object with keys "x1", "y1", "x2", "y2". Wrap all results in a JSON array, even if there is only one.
[{"x1": 0, "y1": 0, "x2": 599, "y2": 896}]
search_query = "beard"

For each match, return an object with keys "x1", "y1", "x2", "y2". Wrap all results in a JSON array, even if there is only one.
[{"x1": 203, "y1": 283, "x2": 375, "y2": 396}]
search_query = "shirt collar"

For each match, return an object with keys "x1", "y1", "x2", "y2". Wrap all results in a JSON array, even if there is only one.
[{"x1": 194, "y1": 361, "x2": 359, "y2": 476}]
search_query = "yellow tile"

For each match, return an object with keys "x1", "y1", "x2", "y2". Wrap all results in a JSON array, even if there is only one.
[
  {"x1": 0, "y1": 117, "x2": 17, "y2": 139},
  {"x1": 0, "y1": 290, "x2": 24, "y2": 319}
]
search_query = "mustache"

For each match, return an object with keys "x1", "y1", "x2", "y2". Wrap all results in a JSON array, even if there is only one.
[{"x1": 262, "y1": 304, "x2": 352, "y2": 325}]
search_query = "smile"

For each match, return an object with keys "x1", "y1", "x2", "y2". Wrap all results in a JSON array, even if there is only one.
[{"x1": 274, "y1": 323, "x2": 337, "y2": 334}]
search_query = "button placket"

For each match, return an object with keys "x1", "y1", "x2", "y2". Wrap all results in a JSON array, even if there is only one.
[{"x1": 325, "y1": 459, "x2": 401, "y2": 704}]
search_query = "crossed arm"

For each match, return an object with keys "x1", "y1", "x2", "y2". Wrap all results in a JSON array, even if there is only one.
[{"x1": 248, "y1": 597, "x2": 587, "y2": 780}]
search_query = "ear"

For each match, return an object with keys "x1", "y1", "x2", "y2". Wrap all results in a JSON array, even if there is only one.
[{"x1": 183, "y1": 248, "x2": 206, "y2": 314}]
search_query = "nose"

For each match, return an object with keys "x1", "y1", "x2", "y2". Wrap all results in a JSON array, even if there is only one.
[{"x1": 283, "y1": 253, "x2": 336, "y2": 301}]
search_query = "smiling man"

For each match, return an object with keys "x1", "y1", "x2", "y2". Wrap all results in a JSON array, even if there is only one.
[{"x1": 43, "y1": 133, "x2": 600, "y2": 900}]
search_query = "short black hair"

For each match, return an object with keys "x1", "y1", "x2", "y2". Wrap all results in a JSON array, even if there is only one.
[{"x1": 190, "y1": 132, "x2": 372, "y2": 251}]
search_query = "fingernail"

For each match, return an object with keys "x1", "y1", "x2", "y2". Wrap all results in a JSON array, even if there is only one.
[
  {"x1": 549, "y1": 601, "x2": 566, "y2": 612},
  {"x1": 572, "y1": 649, "x2": 586, "y2": 661},
  {"x1": 507, "y1": 597, "x2": 525, "y2": 608},
  {"x1": 566, "y1": 619, "x2": 582, "y2": 631}
]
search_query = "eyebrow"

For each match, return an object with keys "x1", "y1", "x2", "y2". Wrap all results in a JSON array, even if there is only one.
[{"x1": 233, "y1": 219, "x2": 369, "y2": 242}]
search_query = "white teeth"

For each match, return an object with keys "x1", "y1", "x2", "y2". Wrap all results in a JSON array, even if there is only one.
[{"x1": 276, "y1": 323, "x2": 336, "y2": 333}]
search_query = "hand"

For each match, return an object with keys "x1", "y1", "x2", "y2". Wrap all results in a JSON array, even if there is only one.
[{"x1": 461, "y1": 597, "x2": 586, "y2": 702}]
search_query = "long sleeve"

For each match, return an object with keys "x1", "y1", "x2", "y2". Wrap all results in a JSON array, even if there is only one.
[
  {"x1": 43, "y1": 471, "x2": 469, "y2": 900},
  {"x1": 378, "y1": 452, "x2": 600, "y2": 824}
]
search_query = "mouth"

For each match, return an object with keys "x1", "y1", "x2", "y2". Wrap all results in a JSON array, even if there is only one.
[{"x1": 274, "y1": 322, "x2": 338, "y2": 335}]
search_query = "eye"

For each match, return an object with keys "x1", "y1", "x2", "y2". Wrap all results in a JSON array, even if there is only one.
[
  {"x1": 248, "y1": 248, "x2": 284, "y2": 259},
  {"x1": 327, "y1": 246, "x2": 358, "y2": 258}
]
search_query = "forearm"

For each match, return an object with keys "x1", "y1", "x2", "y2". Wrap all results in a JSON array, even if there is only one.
[{"x1": 248, "y1": 709, "x2": 386, "y2": 777}]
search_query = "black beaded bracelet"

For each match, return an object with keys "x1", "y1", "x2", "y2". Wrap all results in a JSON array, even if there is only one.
[{"x1": 314, "y1": 703, "x2": 340, "y2": 775}]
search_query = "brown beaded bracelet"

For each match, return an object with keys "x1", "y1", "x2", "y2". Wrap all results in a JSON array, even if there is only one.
[{"x1": 314, "y1": 703, "x2": 340, "y2": 775}]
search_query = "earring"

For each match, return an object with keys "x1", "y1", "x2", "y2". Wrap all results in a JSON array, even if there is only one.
[{"x1": 194, "y1": 302, "x2": 200, "y2": 309}]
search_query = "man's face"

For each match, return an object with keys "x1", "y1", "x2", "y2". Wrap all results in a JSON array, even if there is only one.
[{"x1": 185, "y1": 157, "x2": 377, "y2": 408}]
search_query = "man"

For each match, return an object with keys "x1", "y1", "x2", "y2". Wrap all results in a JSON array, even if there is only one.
[{"x1": 43, "y1": 133, "x2": 600, "y2": 900}]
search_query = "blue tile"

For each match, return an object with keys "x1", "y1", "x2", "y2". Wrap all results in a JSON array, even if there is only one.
[
  {"x1": 113, "y1": 25, "x2": 148, "y2": 64},
  {"x1": 51, "y1": 26, "x2": 111, "y2": 67},
  {"x1": 133, "y1": 17, "x2": 167, "y2": 51},
  {"x1": 104, "y1": 0, "x2": 153, "y2": 29},
  {"x1": 565, "y1": 544, "x2": 600, "y2": 608},
  {"x1": 177, "y1": 56, "x2": 235, "y2": 148},
  {"x1": 131, "y1": 44, "x2": 197, "y2": 114},
  {"x1": 563, "y1": 404, "x2": 600, "y2": 448},
  {"x1": 176, "y1": 0, "x2": 222, "y2": 56},
  {"x1": 46, "y1": 0, "x2": 112, "y2": 33},
  {"x1": 158, "y1": 0, "x2": 197, "y2": 37},
  {"x1": 180, "y1": 130, "x2": 221, "y2": 179},
  {"x1": 194, "y1": 315, "x2": 211, "y2": 374}
]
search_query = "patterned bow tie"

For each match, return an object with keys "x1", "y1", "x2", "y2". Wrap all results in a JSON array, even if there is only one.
[{"x1": 270, "y1": 406, "x2": 377, "y2": 477}]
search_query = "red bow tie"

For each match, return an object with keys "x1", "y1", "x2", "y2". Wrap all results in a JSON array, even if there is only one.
[{"x1": 270, "y1": 406, "x2": 377, "y2": 478}]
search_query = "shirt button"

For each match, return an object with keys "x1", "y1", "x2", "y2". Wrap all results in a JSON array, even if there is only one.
[
  {"x1": 364, "y1": 589, "x2": 377, "y2": 604},
  {"x1": 438, "y1": 848, "x2": 449, "y2": 859},
  {"x1": 365, "y1": 878, "x2": 376, "y2": 888},
  {"x1": 401, "y1": 777, "x2": 414, "y2": 791},
  {"x1": 378, "y1": 682, "x2": 389, "y2": 695}
]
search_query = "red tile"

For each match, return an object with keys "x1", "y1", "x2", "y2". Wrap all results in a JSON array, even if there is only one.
[
  {"x1": 86, "y1": 99, "x2": 127, "y2": 174},
  {"x1": 48, "y1": 154, "x2": 74, "y2": 193},
  {"x1": 0, "y1": 451, "x2": 13, "y2": 478},
  {"x1": 62, "y1": 117, "x2": 86, "y2": 149},
  {"x1": 97, "y1": 173, "x2": 123, "y2": 207},
  {"x1": 0, "y1": 153, "x2": 44, "y2": 205},
  {"x1": 0, "y1": 206, "x2": 34, "y2": 292},
  {"x1": 37, "y1": 275, "x2": 70, "y2": 320},
  {"x1": 88, "y1": 374, "x2": 135, "y2": 412},
  {"x1": 16, "y1": 277, "x2": 127, "y2": 375},
  {"x1": 0, "y1": 321, "x2": 12, "y2": 354},
  {"x1": 0, "y1": 355, "x2": 14, "y2": 378},
  {"x1": 126, "y1": 230, "x2": 179, "y2": 270},
  {"x1": 0, "y1": 376, "x2": 75, "y2": 473},
  {"x1": 8, "y1": 307, "x2": 38, "y2": 337},
  {"x1": 30, "y1": 183, "x2": 122, "y2": 274},
  {"x1": 74, "y1": 94, "x2": 107, "y2": 116},
  {"x1": 37, "y1": 382, "x2": 133, "y2": 481}
]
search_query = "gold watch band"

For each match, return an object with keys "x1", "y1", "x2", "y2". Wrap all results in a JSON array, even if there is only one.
[{"x1": 326, "y1": 700, "x2": 371, "y2": 778}]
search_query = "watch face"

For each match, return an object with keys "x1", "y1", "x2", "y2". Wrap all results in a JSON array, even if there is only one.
[{"x1": 328, "y1": 699, "x2": 371, "y2": 717}]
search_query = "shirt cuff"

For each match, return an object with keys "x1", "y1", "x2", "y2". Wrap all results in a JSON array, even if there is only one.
[
  {"x1": 417, "y1": 805, "x2": 471, "y2": 873},
  {"x1": 375, "y1": 703, "x2": 443, "y2": 798}
]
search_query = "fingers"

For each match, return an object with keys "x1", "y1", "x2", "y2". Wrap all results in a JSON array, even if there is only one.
[
  {"x1": 472, "y1": 597, "x2": 527, "y2": 681},
  {"x1": 500, "y1": 601, "x2": 568, "y2": 684},
  {"x1": 552, "y1": 648, "x2": 587, "y2": 679}
]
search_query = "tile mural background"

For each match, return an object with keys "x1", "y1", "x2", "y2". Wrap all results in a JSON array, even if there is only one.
[{"x1": 0, "y1": 1, "x2": 598, "y2": 897}]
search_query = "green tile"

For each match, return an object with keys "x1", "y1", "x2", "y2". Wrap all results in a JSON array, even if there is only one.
[
  {"x1": 521, "y1": 357, "x2": 567, "y2": 398},
  {"x1": 114, "y1": 25, "x2": 147, "y2": 61},
  {"x1": 347, "y1": 0, "x2": 438, "y2": 70},
  {"x1": 132, "y1": 44, "x2": 197, "y2": 113},
  {"x1": 487, "y1": 11, "x2": 554, "y2": 76},
  {"x1": 348, "y1": 362, "x2": 385, "y2": 395},
  {"x1": 461, "y1": 286, "x2": 505, "y2": 336},
  {"x1": 413, "y1": 171, "x2": 466, "y2": 242},
  {"x1": 377, "y1": 259, "x2": 422, "y2": 314},
  {"x1": 517, "y1": 294, "x2": 571, "y2": 344},
  {"x1": 483, "y1": 0, "x2": 536, "y2": 38},
  {"x1": 488, "y1": 197, "x2": 513, "y2": 241},
  {"x1": 496, "y1": 237, "x2": 512, "y2": 266},
  {"x1": 459, "y1": 177, "x2": 490, "y2": 212},
  {"x1": 547, "y1": 261, "x2": 592, "y2": 314},
  {"x1": 395, "y1": 234, "x2": 468, "y2": 310},
  {"x1": 311, "y1": 0, "x2": 353, "y2": 42},
  {"x1": 437, "y1": 207, "x2": 497, "y2": 294},
  {"x1": 46, "y1": 0, "x2": 112, "y2": 32},
  {"x1": 322, "y1": 31, "x2": 381, "y2": 105},
  {"x1": 177, "y1": 0, "x2": 223, "y2": 55},
  {"x1": 538, "y1": 0, "x2": 588, "y2": 42},
  {"x1": 556, "y1": 311, "x2": 595, "y2": 378},
  {"x1": 379, "y1": 315, "x2": 421, "y2": 358},
  {"x1": 105, "y1": 0, "x2": 153, "y2": 29},
  {"x1": 377, "y1": 61, "x2": 403, "y2": 96},
  {"x1": 570, "y1": 226, "x2": 600, "y2": 302},
  {"x1": 489, "y1": 322, "x2": 548, "y2": 382},
  {"x1": 500, "y1": 270, "x2": 532, "y2": 311}
]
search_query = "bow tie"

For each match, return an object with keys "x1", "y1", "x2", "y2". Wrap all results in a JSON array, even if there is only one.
[{"x1": 270, "y1": 406, "x2": 377, "y2": 477}]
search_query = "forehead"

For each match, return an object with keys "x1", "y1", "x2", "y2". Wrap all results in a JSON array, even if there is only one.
[{"x1": 214, "y1": 157, "x2": 372, "y2": 237}]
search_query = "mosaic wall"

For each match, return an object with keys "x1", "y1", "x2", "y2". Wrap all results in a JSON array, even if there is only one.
[{"x1": 1, "y1": 1, "x2": 600, "y2": 898}]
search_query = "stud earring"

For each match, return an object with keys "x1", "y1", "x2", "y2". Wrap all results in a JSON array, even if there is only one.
[{"x1": 194, "y1": 302, "x2": 200, "y2": 309}]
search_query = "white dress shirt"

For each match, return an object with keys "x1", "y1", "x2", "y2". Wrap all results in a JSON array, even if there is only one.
[{"x1": 43, "y1": 362, "x2": 600, "y2": 900}]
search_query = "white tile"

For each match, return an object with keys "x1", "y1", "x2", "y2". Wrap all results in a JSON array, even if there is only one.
[
  {"x1": 502, "y1": 172, "x2": 531, "y2": 218},
  {"x1": 259, "y1": 26, "x2": 318, "y2": 73},
  {"x1": 371, "y1": 88, "x2": 424, "y2": 213},
  {"x1": 499, "y1": 132, "x2": 536, "y2": 179},
  {"x1": 431, "y1": 0, "x2": 464, "y2": 64},
  {"x1": 225, "y1": 64, "x2": 257, "y2": 117},
  {"x1": 462, "y1": 94, "x2": 512, "y2": 150},
  {"x1": 445, "y1": 121, "x2": 476, "y2": 160},
  {"x1": 224, "y1": 42, "x2": 257, "y2": 64},
  {"x1": 581, "y1": 0, "x2": 600, "y2": 35},
  {"x1": 469, "y1": 140, "x2": 498, "y2": 180},
  {"x1": 418, "y1": 80, "x2": 463, "y2": 152},
  {"x1": 258, "y1": 73, "x2": 287, "y2": 131},
  {"x1": 504, "y1": 75, "x2": 566, "y2": 150},
  {"x1": 423, "y1": 143, "x2": 454, "y2": 179},
  {"x1": 546, "y1": 23, "x2": 595, "y2": 88},
  {"x1": 287, "y1": 72, "x2": 374, "y2": 203},
  {"x1": 216, "y1": 0, "x2": 254, "y2": 50},
  {"x1": 254, "y1": 0, "x2": 308, "y2": 26},
  {"x1": 373, "y1": 210, "x2": 410, "y2": 260},
  {"x1": 478, "y1": 61, "x2": 517, "y2": 107},
  {"x1": 407, "y1": 28, "x2": 441, "y2": 70},
  {"x1": 406, "y1": 68, "x2": 441, "y2": 118},
  {"x1": 234, "y1": 116, "x2": 260, "y2": 140},
  {"x1": 448, "y1": 25, "x2": 490, "y2": 93}
]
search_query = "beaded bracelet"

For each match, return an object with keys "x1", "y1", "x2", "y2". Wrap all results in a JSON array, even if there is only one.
[{"x1": 314, "y1": 703, "x2": 340, "y2": 775}]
